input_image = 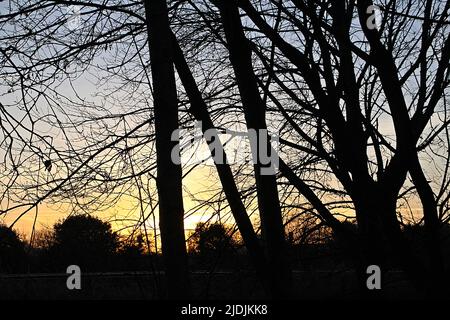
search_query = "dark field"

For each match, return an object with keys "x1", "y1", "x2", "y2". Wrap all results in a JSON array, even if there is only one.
[{"x1": 0, "y1": 270, "x2": 420, "y2": 300}]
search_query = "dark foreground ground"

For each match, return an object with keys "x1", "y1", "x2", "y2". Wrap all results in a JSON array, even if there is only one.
[{"x1": 0, "y1": 270, "x2": 421, "y2": 300}]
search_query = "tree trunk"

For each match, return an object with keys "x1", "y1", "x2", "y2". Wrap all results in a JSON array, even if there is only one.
[
  {"x1": 352, "y1": 183, "x2": 387, "y2": 298},
  {"x1": 364, "y1": 185, "x2": 428, "y2": 294},
  {"x1": 215, "y1": 0, "x2": 292, "y2": 298},
  {"x1": 170, "y1": 32, "x2": 271, "y2": 296},
  {"x1": 144, "y1": 0, "x2": 190, "y2": 299},
  {"x1": 409, "y1": 154, "x2": 445, "y2": 296}
]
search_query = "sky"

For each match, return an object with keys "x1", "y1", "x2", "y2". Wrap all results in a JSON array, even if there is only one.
[
  {"x1": 0, "y1": 0, "x2": 445, "y2": 240},
  {"x1": 1, "y1": 164, "x2": 228, "y2": 238}
]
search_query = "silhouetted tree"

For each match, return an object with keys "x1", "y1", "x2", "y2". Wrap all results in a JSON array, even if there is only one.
[
  {"x1": 49, "y1": 215, "x2": 118, "y2": 271},
  {"x1": 0, "y1": 225, "x2": 26, "y2": 273},
  {"x1": 190, "y1": 222, "x2": 237, "y2": 257}
]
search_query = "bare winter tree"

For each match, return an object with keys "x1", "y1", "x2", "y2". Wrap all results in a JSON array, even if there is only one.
[
  {"x1": 0, "y1": 0, "x2": 449, "y2": 299},
  {"x1": 170, "y1": 0, "x2": 450, "y2": 295}
]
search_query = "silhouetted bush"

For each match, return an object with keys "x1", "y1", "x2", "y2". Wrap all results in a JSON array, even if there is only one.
[
  {"x1": 190, "y1": 223, "x2": 236, "y2": 255},
  {"x1": 116, "y1": 233, "x2": 152, "y2": 271},
  {"x1": 187, "y1": 223, "x2": 240, "y2": 270}
]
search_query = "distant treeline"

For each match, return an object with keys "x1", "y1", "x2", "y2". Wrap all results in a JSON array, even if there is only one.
[
  {"x1": 0, "y1": 215, "x2": 249, "y2": 273},
  {"x1": 2, "y1": 215, "x2": 450, "y2": 275}
]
